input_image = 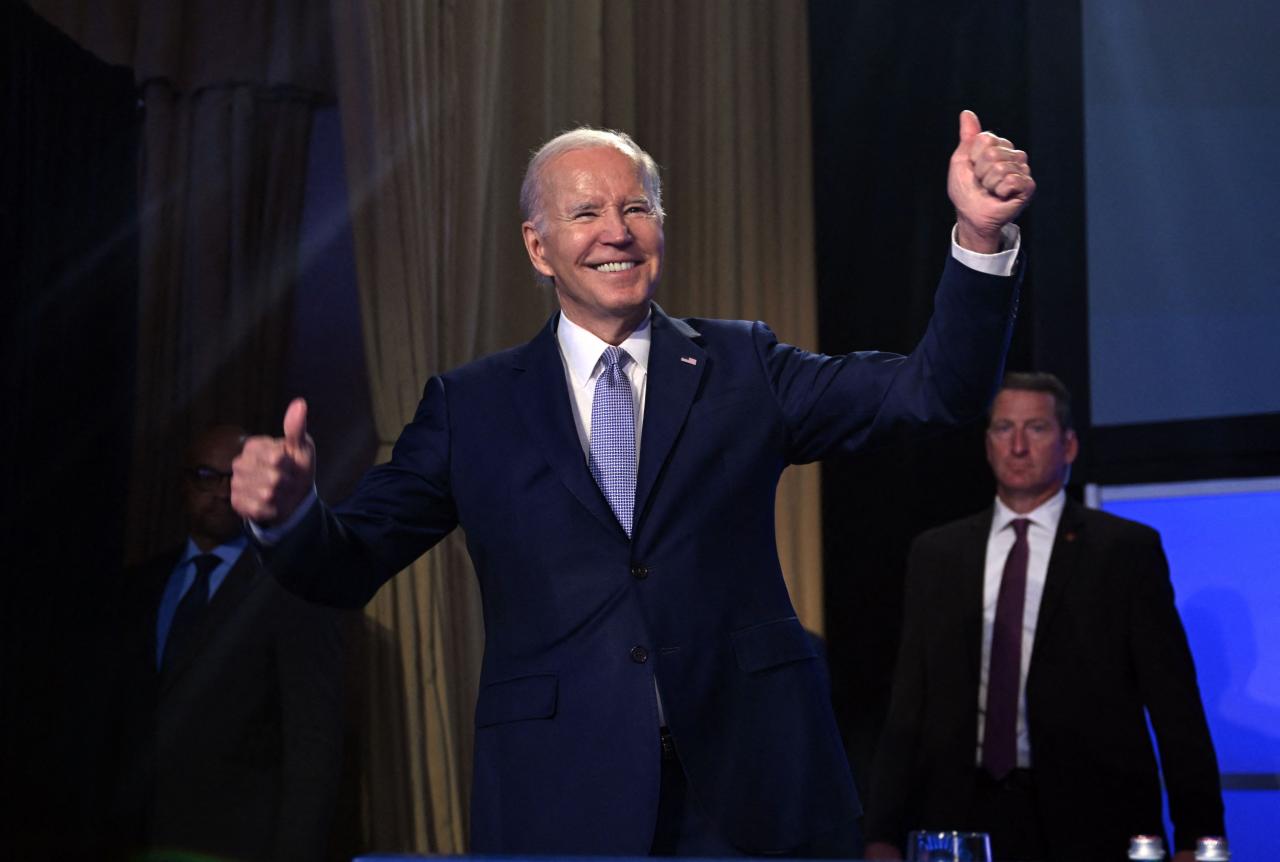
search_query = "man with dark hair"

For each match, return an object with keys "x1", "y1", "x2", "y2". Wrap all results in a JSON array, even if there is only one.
[
  {"x1": 1000, "y1": 370, "x2": 1073, "y2": 430},
  {"x1": 864, "y1": 374, "x2": 1225, "y2": 862},
  {"x1": 232, "y1": 113, "x2": 1033, "y2": 856},
  {"x1": 109, "y1": 425, "x2": 348, "y2": 862}
]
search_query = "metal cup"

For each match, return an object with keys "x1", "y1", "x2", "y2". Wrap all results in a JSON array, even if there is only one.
[
  {"x1": 1128, "y1": 834, "x2": 1166, "y2": 860},
  {"x1": 1195, "y1": 836, "x2": 1230, "y2": 861}
]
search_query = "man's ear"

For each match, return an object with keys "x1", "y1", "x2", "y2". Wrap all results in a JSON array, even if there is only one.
[
  {"x1": 1063, "y1": 428, "x2": 1080, "y2": 465},
  {"x1": 522, "y1": 222, "x2": 556, "y2": 279}
]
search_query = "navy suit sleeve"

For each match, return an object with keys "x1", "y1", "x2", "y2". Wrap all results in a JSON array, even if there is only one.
[
  {"x1": 266, "y1": 375, "x2": 458, "y2": 607},
  {"x1": 756, "y1": 254, "x2": 1019, "y2": 464}
]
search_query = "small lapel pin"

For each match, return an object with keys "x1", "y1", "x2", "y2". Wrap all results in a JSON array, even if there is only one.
[
  {"x1": 1064, "y1": 531, "x2": 1078, "y2": 543},
  {"x1": 680, "y1": 356, "x2": 698, "y2": 366}
]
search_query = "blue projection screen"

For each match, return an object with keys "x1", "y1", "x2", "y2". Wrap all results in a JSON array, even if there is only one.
[
  {"x1": 1081, "y1": 0, "x2": 1280, "y2": 426},
  {"x1": 1088, "y1": 477, "x2": 1280, "y2": 852}
]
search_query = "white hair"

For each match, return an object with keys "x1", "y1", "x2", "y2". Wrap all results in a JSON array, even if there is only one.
[{"x1": 519, "y1": 127, "x2": 665, "y2": 232}]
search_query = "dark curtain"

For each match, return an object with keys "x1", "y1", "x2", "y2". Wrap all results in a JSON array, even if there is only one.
[
  {"x1": 809, "y1": 0, "x2": 1052, "y2": 801},
  {"x1": 1, "y1": 0, "x2": 139, "y2": 855}
]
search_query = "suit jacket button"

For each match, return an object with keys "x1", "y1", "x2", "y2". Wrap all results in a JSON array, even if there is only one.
[
  {"x1": 630, "y1": 645, "x2": 649, "y2": 664},
  {"x1": 631, "y1": 565, "x2": 649, "y2": 580}
]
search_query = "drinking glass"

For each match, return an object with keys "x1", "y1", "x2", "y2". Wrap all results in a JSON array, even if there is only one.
[{"x1": 905, "y1": 830, "x2": 993, "y2": 862}]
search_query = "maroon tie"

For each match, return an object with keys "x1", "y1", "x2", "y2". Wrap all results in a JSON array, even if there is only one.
[{"x1": 983, "y1": 517, "x2": 1030, "y2": 780}]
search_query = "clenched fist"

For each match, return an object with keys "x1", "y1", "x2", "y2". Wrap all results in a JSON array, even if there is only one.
[
  {"x1": 231, "y1": 397, "x2": 316, "y2": 527},
  {"x1": 948, "y1": 109, "x2": 1036, "y2": 253}
]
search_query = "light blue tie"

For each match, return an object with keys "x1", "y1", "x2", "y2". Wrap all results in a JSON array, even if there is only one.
[{"x1": 589, "y1": 346, "x2": 637, "y2": 537}]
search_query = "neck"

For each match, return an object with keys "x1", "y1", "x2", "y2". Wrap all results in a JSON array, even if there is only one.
[
  {"x1": 191, "y1": 531, "x2": 241, "y2": 553},
  {"x1": 997, "y1": 484, "x2": 1063, "y2": 515},
  {"x1": 557, "y1": 305, "x2": 648, "y2": 346},
  {"x1": 191, "y1": 536, "x2": 219, "y2": 552}
]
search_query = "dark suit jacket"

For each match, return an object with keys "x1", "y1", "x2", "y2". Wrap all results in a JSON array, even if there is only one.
[
  {"x1": 267, "y1": 255, "x2": 1018, "y2": 854},
  {"x1": 865, "y1": 499, "x2": 1225, "y2": 861},
  {"x1": 109, "y1": 542, "x2": 348, "y2": 862}
]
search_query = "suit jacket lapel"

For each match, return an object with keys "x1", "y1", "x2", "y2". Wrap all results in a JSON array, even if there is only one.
[
  {"x1": 1031, "y1": 498, "x2": 1084, "y2": 665},
  {"x1": 201, "y1": 547, "x2": 259, "y2": 631},
  {"x1": 159, "y1": 546, "x2": 260, "y2": 692},
  {"x1": 634, "y1": 305, "x2": 705, "y2": 528},
  {"x1": 511, "y1": 313, "x2": 624, "y2": 539}
]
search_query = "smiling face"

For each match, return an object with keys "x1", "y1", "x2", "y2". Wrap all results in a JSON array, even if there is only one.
[
  {"x1": 985, "y1": 388, "x2": 1079, "y2": 513},
  {"x1": 521, "y1": 145, "x2": 664, "y2": 344}
]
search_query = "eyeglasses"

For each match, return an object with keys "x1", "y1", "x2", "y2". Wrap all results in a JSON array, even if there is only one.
[{"x1": 187, "y1": 466, "x2": 233, "y2": 491}]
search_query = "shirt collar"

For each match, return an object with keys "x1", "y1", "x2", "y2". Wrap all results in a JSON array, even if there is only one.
[
  {"x1": 556, "y1": 308, "x2": 652, "y2": 390},
  {"x1": 991, "y1": 488, "x2": 1067, "y2": 537},
  {"x1": 181, "y1": 532, "x2": 249, "y2": 568}
]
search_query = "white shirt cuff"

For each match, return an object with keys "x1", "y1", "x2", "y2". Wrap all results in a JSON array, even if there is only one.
[
  {"x1": 950, "y1": 223, "x2": 1021, "y2": 277},
  {"x1": 247, "y1": 487, "x2": 319, "y2": 546}
]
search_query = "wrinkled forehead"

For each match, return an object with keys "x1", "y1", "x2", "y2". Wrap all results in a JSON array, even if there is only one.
[
  {"x1": 989, "y1": 388, "x2": 1060, "y2": 423},
  {"x1": 186, "y1": 427, "x2": 246, "y2": 469},
  {"x1": 546, "y1": 147, "x2": 647, "y2": 197}
]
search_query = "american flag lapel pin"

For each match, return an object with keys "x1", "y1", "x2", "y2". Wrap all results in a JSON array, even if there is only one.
[{"x1": 680, "y1": 356, "x2": 698, "y2": 366}]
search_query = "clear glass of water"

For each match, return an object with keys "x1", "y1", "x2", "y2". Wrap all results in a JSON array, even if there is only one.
[{"x1": 905, "y1": 830, "x2": 993, "y2": 862}]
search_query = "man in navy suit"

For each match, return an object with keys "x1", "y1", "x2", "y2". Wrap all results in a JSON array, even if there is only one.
[
  {"x1": 110, "y1": 426, "x2": 348, "y2": 861},
  {"x1": 232, "y1": 112, "x2": 1035, "y2": 856}
]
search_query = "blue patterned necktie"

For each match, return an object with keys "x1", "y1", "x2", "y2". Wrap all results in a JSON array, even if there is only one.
[{"x1": 589, "y1": 346, "x2": 637, "y2": 537}]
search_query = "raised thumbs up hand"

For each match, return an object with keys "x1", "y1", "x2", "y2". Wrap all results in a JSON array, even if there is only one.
[
  {"x1": 231, "y1": 397, "x2": 317, "y2": 526},
  {"x1": 947, "y1": 109, "x2": 1035, "y2": 253}
]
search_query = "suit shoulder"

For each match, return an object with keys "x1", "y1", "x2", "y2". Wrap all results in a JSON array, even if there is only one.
[
  {"x1": 439, "y1": 342, "x2": 526, "y2": 384},
  {"x1": 672, "y1": 315, "x2": 762, "y2": 349},
  {"x1": 681, "y1": 317, "x2": 809, "y2": 370},
  {"x1": 1073, "y1": 504, "x2": 1162, "y2": 545},
  {"x1": 680, "y1": 315, "x2": 757, "y2": 335},
  {"x1": 911, "y1": 508, "x2": 991, "y2": 550}
]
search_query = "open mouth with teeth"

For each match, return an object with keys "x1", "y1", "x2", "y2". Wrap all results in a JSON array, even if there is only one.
[{"x1": 593, "y1": 261, "x2": 637, "y2": 273}]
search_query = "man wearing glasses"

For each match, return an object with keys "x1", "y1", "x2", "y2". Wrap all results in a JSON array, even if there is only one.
[{"x1": 108, "y1": 425, "x2": 348, "y2": 862}]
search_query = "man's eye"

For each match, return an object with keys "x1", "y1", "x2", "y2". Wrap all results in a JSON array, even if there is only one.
[{"x1": 625, "y1": 205, "x2": 649, "y2": 215}]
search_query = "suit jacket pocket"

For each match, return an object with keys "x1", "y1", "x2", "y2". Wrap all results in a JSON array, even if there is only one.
[
  {"x1": 731, "y1": 616, "x2": 817, "y2": 673},
  {"x1": 474, "y1": 673, "x2": 558, "y2": 728}
]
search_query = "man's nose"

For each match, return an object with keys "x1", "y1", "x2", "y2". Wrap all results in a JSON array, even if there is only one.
[
  {"x1": 1010, "y1": 427, "x2": 1029, "y2": 453},
  {"x1": 599, "y1": 208, "x2": 632, "y2": 243}
]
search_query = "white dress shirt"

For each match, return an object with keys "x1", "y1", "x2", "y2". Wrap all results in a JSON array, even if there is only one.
[
  {"x1": 976, "y1": 488, "x2": 1066, "y2": 768},
  {"x1": 554, "y1": 311, "x2": 651, "y2": 458}
]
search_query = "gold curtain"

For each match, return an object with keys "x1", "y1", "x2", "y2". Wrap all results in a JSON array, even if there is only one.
[
  {"x1": 632, "y1": 0, "x2": 824, "y2": 634},
  {"x1": 123, "y1": 84, "x2": 319, "y2": 560},
  {"x1": 331, "y1": 0, "x2": 820, "y2": 853},
  {"x1": 330, "y1": 2, "x2": 517, "y2": 851}
]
